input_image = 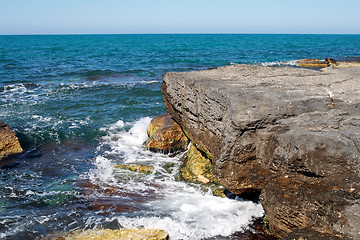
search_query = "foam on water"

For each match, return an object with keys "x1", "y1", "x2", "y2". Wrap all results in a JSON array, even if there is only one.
[
  {"x1": 97, "y1": 117, "x2": 153, "y2": 164},
  {"x1": 87, "y1": 117, "x2": 264, "y2": 240},
  {"x1": 0, "y1": 83, "x2": 41, "y2": 104},
  {"x1": 260, "y1": 60, "x2": 298, "y2": 67},
  {"x1": 117, "y1": 194, "x2": 263, "y2": 239},
  {"x1": 89, "y1": 156, "x2": 116, "y2": 184}
]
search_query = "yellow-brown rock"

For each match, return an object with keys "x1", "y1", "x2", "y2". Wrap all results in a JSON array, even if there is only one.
[
  {"x1": 113, "y1": 164, "x2": 154, "y2": 174},
  {"x1": 181, "y1": 144, "x2": 215, "y2": 184},
  {"x1": 0, "y1": 121, "x2": 23, "y2": 160},
  {"x1": 147, "y1": 113, "x2": 188, "y2": 153},
  {"x1": 296, "y1": 58, "x2": 330, "y2": 68},
  {"x1": 50, "y1": 228, "x2": 169, "y2": 240},
  {"x1": 212, "y1": 187, "x2": 226, "y2": 198}
]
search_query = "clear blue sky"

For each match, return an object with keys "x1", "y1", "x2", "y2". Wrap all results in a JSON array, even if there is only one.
[{"x1": 1, "y1": 0, "x2": 359, "y2": 35}]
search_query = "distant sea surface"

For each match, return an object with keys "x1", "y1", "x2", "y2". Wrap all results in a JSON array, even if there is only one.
[{"x1": 0, "y1": 34, "x2": 359, "y2": 240}]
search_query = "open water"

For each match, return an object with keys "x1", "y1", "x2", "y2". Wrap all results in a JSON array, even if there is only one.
[{"x1": 0, "y1": 34, "x2": 359, "y2": 239}]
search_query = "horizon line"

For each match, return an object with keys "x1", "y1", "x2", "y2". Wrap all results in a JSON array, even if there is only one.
[{"x1": 1, "y1": 32, "x2": 360, "y2": 36}]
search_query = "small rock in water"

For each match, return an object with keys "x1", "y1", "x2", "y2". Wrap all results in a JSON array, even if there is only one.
[
  {"x1": 296, "y1": 58, "x2": 330, "y2": 68},
  {"x1": 146, "y1": 113, "x2": 189, "y2": 153},
  {"x1": 0, "y1": 121, "x2": 23, "y2": 160}
]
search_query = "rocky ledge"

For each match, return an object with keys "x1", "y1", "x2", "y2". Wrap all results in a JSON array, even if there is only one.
[
  {"x1": 161, "y1": 64, "x2": 360, "y2": 239},
  {"x1": 0, "y1": 121, "x2": 23, "y2": 160},
  {"x1": 45, "y1": 228, "x2": 169, "y2": 240}
]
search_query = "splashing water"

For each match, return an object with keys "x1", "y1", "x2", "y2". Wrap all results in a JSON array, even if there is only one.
[{"x1": 86, "y1": 117, "x2": 264, "y2": 240}]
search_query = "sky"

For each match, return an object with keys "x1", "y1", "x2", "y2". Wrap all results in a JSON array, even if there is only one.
[{"x1": 0, "y1": 0, "x2": 359, "y2": 35}]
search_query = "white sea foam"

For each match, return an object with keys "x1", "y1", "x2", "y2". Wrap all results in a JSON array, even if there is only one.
[
  {"x1": 117, "y1": 193, "x2": 263, "y2": 239},
  {"x1": 89, "y1": 156, "x2": 116, "y2": 184},
  {"x1": 88, "y1": 117, "x2": 264, "y2": 239},
  {"x1": 98, "y1": 117, "x2": 152, "y2": 163},
  {"x1": 139, "y1": 80, "x2": 161, "y2": 84},
  {"x1": 3, "y1": 84, "x2": 28, "y2": 93},
  {"x1": 1, "y1": 83, "x2": 40, "y2": 104},
  {"x1": 261, "y1": 60, "x2": 298, "y2": 67}
]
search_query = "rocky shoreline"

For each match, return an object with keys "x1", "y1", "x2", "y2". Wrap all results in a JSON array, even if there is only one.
[
  {"x1": 161, "y1": 64, "x2": 360, "y2": 239},
  {"x1": 1, "y1": 60, "x2": 359, "y2": 239}
]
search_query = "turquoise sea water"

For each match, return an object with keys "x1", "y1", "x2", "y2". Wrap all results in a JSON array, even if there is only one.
[{"x1": 0, "y1": 34, "x2": 359, "y2": 239}]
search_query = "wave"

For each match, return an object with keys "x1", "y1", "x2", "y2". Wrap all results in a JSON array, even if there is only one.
[{"x1": 1, "y1": 82, "x2": 40, "y2": 93}]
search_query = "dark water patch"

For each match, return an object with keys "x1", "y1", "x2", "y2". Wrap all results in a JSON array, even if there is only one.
[
  {"x1": 0, "y1": 140, "x2": 98, "y2": 239},
  {"x1": 82, "y1": 73, "x2": 139, "y2": 82}
]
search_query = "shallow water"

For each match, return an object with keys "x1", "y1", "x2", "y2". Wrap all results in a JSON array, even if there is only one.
[{"x1": 0, "y1": 34, "x2": 359, "y2": 239}]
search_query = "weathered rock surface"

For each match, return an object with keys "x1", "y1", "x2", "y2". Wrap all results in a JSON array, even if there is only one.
[
  {"x1": 181, "y1": 143, "x2": 216, "y2": 184},
  {"x1": 49, "y1": 228, "x2": 169, "y2": 240},
  {"x1": 161, "y1": 64, "x2": 360, "y2": 239},
  {"x1": 0, "y1": 121, "x2": 23, "y2": 160},
  {"x1": 296, "y1": 58, "x2": 332, "y2": 68},
  {"x1": 146, "y1": 113, "x2": 188, "y2": 153}
]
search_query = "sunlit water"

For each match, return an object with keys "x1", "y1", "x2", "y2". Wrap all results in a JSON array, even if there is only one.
[{"x1": 0, "y1": 34, "x2": 359, "y2": 239}]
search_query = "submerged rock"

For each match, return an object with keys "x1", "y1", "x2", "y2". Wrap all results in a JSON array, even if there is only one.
[
  {"x1": 0, "y1": 121, "x2": 23, "y2": 160},
  {"x1": 146, "y1": 113, "x2": 188, "y2": 153},
  {"x1": 161, "y1": 64, "x2": 360, "y2": 239},
  {"x1": 113, "y1": 164, "x2": 154, "y2": 174},
  {"x1": 49, "y1": 228, "x2": 169, "y2": 240}
]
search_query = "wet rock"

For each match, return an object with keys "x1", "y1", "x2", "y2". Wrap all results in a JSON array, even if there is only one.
[
  {"x1": 295, "y1": 57, "x2": 360, "y2": 68},
  {"x1": 181, "y1": 143, "x2": 216, "y2": 184},
  {"x1": 113, "y1": 164, "x2": 154, "y2": 174},
  {"x1": 147, "y1": 113, "x2": 188, "y2": 153},
  {"x1": 161, "y1": 64, "x2": 360, "y2": 239},
  {"x1": 296, "y1": 58, "x2": 330, "y2": 68},
  {"x1": 49, "y1": 228, "x2": 169, "y2": 240},
  {"x1": 0, "y1": 121, "x2": 23, "y2": 160},
  {"x1": 212, "y1": 187, "x2": 226, "y2": 198}
]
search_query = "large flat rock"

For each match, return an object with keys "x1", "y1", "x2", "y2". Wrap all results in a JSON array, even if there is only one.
[{"x1": 161, "y1": 65, "x2": 360, "y2": 239}]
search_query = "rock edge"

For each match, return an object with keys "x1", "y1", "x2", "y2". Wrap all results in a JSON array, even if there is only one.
[{"x1": 161, "y1": 64, "x2": 360, "y2": 239}]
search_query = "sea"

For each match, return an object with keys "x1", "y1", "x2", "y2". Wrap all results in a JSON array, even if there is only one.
[{"x1": 0, "y1": 34, "x2": 359, "y2": 240}]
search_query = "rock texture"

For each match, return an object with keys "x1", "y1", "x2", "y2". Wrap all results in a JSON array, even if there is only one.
[
  {"x1": 0, "y1": 121, "x2": 23, "y2": 160},
  {"x1": 51, "y1": 228, "x2": 169, "y2": 240},
  {"x1": 147, "y1": 113, "x2": 188, "y2": 153},
  {"x1": 296, "y1": 58, "x2": 332, "y2": 68},
  {"x1": 181, "y1": 143, "x2": 216, "y2": 184},
  {"x1": 161, "y1": 64, "x2": 360, "y2": 239}
]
